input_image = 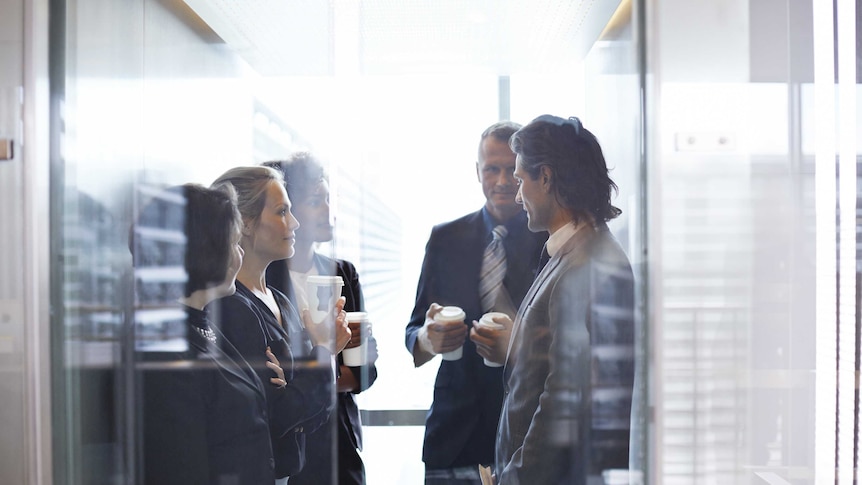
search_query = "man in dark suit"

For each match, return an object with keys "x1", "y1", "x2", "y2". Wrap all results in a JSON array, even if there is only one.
[
  {"x1": 495, "y1": 115, "x2": 635, "y2": 485},
  {"x1": 405, "y1": 121, "x2": 548, "y2": 484}
]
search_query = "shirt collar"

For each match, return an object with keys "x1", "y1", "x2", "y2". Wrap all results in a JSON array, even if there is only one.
[
  {"x1": 546, "y1": 221, "x2": 583, "y2": 257},
  {"x1": 481, "y1": 206, "x2": 527, "y2": 238}
]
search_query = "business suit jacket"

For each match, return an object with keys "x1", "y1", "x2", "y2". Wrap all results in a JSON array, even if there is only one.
[
  {"x1": 141, "y1": 305, "x2": 274, "y2": 485},
  {"x1": 267, "y1": 254, "x2": 379, "y2": 485},
  {"x1": 212, "y1": 281, "x2": 335, "y2": 479},
  {"x1": 496, "y1": 222, "x2": 635, "y2": 485},
  {"x1": 405, "y1": 209, "x2": 547, "y2": 469}
]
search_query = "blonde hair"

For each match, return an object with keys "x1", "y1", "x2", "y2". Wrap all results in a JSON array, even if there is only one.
[{"x1": 211, "y1": 166, "x2": 284, "y2": 225}]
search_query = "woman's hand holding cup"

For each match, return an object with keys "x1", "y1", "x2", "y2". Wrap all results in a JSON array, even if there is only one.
[
  {"x1": 333, "y1": 304, "x2": 351, "y2": 354},
  {"x1": 304, "y1": 296, "x2": 351, "y2": 354}
]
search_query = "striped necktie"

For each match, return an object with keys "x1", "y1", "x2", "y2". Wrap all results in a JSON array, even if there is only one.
[{"x1": 479, "y1": 225, "x2": 508, "y2": 312}]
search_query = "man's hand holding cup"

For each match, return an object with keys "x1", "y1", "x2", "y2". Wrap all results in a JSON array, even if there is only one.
[
  {"x1": 419, "y1": 303, "x2": 468, "y2": 360},
  {"x1": 469, "y1": 312, "x2": 513, "y2": 367}
]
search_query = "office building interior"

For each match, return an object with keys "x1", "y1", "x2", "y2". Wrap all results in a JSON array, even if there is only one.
[{"x1": 0, "y1": 0, "x2": 858, "y2": 483}]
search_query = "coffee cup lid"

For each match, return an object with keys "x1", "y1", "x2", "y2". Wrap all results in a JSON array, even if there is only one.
[
  {"x1": 436, "y1": 306, "x2": 466, "y2": 322},
  {"x1": 307, "y1": 275, "x2": 344, "y2": 285},
  {"x1": 346, "y1": 311, "x2": 368, "y2": 322},
  {"x1": 480, "y1": 312, "x2": 508, "y2": 323}
]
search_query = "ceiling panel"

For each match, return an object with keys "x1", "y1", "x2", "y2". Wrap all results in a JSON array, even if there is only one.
[{"x1": 181, "y1": 0, "x2": 624, "y2": 76}]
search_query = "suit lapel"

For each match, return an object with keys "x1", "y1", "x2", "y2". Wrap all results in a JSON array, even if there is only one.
[
  {"x1": 209, "y1": 330, "x2": 267, "y2": 399},
  {"x1": 503, "y1": 223, "x2": 597, "y2": 374},
  {"x1": 504, "y1": 254, "x2": 563, "y2": 376}
]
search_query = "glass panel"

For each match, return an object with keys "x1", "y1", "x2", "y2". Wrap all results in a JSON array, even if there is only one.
[
  {"x1": 53, "y1": 1, "x2": 645, "y2": 484},
  {"x1": 646, "y1": 0, "x2": 858, "y2": 483},
  {"x1": 39, "y1": 0, "x2": 862, "y2": 484},
  {"x1": 0, "y1": 0, "x2": 27, "y2": 483}
]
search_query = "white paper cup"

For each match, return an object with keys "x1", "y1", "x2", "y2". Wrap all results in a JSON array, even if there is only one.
[
  {"x1": 478, "y1": 312, "x2": 507, "y2": 367},
  {"x1": 343, "y1": 311, "x2": 369, "y2": 366},
  {"x1": 305, "y1": 275, "x2": 344, "y2": 325},
  {"x1": 434, "y1": 306, "x2": 466, "y2": 361}
]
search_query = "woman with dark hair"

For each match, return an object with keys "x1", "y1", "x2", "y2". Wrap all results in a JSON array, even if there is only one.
[
  {"x1": 137, "y1": 183, "x2": 286, "y2": 485},
  {"x1": 264, "y1": 153, "x2": 379, "y2": 485},
  {"x1": 210, "y1": 166, "x2": 351, "y2": 485}
]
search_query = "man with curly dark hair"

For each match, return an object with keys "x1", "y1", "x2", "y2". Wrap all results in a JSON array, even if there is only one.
[{"x1": 495, "y1": 115, "x2": 635, "y2": 485}]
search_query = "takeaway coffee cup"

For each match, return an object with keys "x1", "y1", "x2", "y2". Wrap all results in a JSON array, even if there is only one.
[
  {"x1": 305, "y1": 275, "x2": 344, "y2": 325},
  {"x1": 478, "y1": 312, "x2": 508, "y2": 367},
  {"x1": 434, "y1": 306, "x2": 466, "y2": 361},
  {"x1": 343, "y1": 312, "x2": 369, "y2": 366}
]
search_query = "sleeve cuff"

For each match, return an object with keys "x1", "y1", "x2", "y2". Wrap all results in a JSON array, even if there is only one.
[{"x1": 417, "y1": 326, "x2": 437, "y2": 355}]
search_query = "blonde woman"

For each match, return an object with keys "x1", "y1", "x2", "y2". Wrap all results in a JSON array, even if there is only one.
[{"x1": 210, "y1": 166, "x2": 351, "y2": 484}]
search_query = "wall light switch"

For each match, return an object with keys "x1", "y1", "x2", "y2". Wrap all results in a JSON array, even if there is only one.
[
  {"x1": 675, "y1": 132, "x2": 736, "y2": 152},
  {"x1": 0, "y1": 139, "x2": 12, "y2": 160}
]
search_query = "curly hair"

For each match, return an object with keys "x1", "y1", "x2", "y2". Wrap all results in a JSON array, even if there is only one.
[
  {"x1": 131, "y1": 184, "x2": 242, "y2": 297},
  {"x1": 183, "y1": 183, "x2": 242, "y2": 296},
  {"x1": 510, "y1": 115, "x2": 621, "y2": 224},
  {"x1": 262, "y1": 152, "x2": 326, "y2": 203}
]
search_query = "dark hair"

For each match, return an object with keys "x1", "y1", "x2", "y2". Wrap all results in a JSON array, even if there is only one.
[
  {"x1": 263, "y1": 152, "x2": 327, "y2": 202},
  {"x1": 131, "y1": 184, "x2": 241, "y2": 297},
  {"x1": 510, "y1": 114, "x2": 621, "y2": 224},
  {"x1": 183, "y1": 184, "x2": 242, "y2": 296},
  {"x1": 478, "y1": 121, "x2": 522, "y2": 159}
]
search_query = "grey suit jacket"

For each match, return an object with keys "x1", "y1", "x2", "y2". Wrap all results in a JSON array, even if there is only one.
[{"x1": 496, "y1": 222, "x2": 635, "y2": 485}]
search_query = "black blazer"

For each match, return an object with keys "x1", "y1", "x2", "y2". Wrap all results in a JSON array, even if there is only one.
[
  {"x1": 405, "y1": 209, "x2": 547, "y2": 468},
  {"x1": 267, "y1": 254, "x2": 379, "y2": 485},
  {"x1": 212, "y1": 282, "x2": 335, "y2": 479},
  {"x1": 140, "y1": 306, "x2": 274, "y2": 485}
]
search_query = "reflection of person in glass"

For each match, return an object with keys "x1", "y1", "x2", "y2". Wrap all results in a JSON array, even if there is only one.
[
  {"x1": 264, "y1": 154, "x2": 379, "y2": 485},
  {"x1": 210, "y1": 166, "x2": 351, "y2": 484},
  {"x1": 495, "y1": 115, "x2": 635, "y2": 485},
  {"x1": 139, "y1": 184, "x2": 286, "y2": 484},
  {"x1": 405, "y1": 122, "x2": 547, "y2": 484}
]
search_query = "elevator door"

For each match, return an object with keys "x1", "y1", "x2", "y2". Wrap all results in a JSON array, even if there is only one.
[
  {"x1": 0, "y1": 0, "x2": 27, "y2": 480},
  {"x1": 0, "y1": 0, "x2": 52, "y2": 483}
]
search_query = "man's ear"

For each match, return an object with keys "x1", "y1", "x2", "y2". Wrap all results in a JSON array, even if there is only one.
[
  {"x1": 539, "y1": 165, "x2": 553, "y2": 192},
  {"x1": 476, "y1": 161, "x2": 481, "y2": 183}
]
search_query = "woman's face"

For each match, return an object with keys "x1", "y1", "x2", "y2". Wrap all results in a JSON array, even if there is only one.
[
  {"x1": 292, "y1": 179, "x2": 333, "y2": 246},
  {"x1": 245, "y1": 180, "x2": 300, "y2": 263}
]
